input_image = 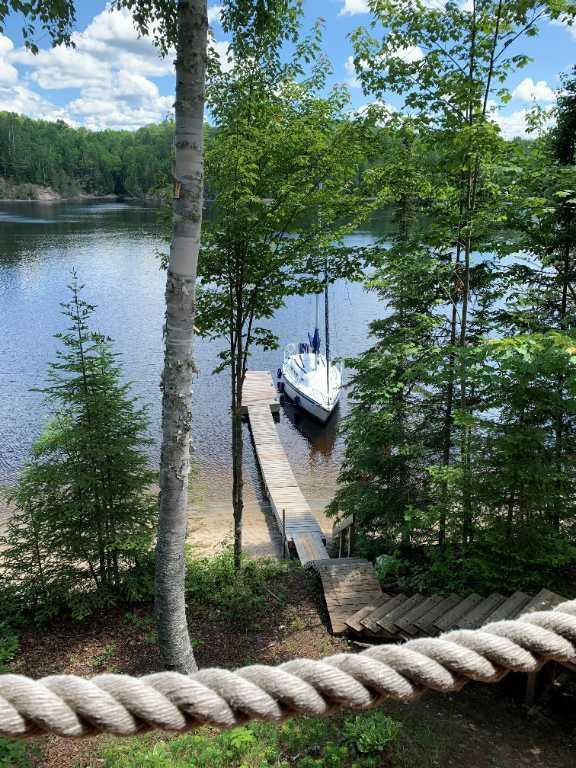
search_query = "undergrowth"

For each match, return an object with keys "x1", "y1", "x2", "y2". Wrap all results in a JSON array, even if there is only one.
[
  {"x1": 185, "y1": 544, "x2": 288, "y2": 625},
  {"x1": 99, "y1": 710, "x2": 435, "y2": 768}
]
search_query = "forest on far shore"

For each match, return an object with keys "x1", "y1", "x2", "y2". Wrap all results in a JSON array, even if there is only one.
[
  {"x1": 0, "y1": 112, "x2": 175, "y2": 199},
  {"x1": 0, "y1": 110, "x2": 532, "y2": 202}
]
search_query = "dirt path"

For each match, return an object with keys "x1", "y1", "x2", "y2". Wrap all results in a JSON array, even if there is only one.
[{"x1": 11, "y1": 567, "x2": 576, "y2": 768}]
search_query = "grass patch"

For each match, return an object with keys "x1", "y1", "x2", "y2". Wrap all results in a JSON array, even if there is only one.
[{"x1": 99, "y1": 710, "x2": 410, "y2": 768}]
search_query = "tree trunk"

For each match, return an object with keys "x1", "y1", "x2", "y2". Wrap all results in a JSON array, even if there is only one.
[
  {"x1": 232, "y1": 329, "x2": 245, "y2": 571},
  {"x1": 232, "y1": 399, "x2": 244, "y2": 570},
  {"x1": 155, "y1": 0, "x2": 207, "y2": 675}
]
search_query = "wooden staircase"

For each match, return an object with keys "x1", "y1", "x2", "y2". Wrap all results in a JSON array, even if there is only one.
[{"x1": 305, "y1": 559, "x2": 567, "y2": 640}]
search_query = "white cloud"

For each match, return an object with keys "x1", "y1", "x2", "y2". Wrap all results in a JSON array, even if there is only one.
[
  {"x1": 344, "y1": 55, "x2": 360, "y2": 88},
  {"x1": 0, "y1": 36, "x2": 18, "y2": 86},
  {"x1": 8, "y1": 6, "x2": 174, "y2": 91},
  {"x1": 211, "y1": 39, "x2": 233, "y2": 73},
  {"x1": 208, "y1": 5, "x2": 223, "y2": 24},
  {"x1": 67, "y1": 98, "x2": 170, "y2": 130},
  {"x1": 349, "y1": 43, "x2": 423, "y2": 88},
  {"x1": 12, "y1": 46, "x2": 111, "y2": 90},
  {"x1": 493, "y1": 108, "x2": 531, "y2": 139},
  {"x1": 512, "y1": 77, "x2": 555, "y2": 103},
  {"x1": 0, "y1": 5, "x2": 193, "y2": 129},
  {"x1": 339, "y1": 0, "x2": 369, "y2": 16},
  {"x1": 395, "y1": 45, "x2": 424, "y2": 63},
  {"x1": 351, "y1": 99, "x2": 397, "y2": 123},
  {"x1": 0, "y1": 84, "x2": 74, "y2": 123}
]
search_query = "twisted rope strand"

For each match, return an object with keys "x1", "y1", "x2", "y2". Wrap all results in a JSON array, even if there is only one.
[{"x1": 1, "y1": 600, "x2": 575, "y2": 739}]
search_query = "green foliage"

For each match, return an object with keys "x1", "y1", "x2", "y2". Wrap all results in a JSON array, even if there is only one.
[
  {"x1": 0, "y1": 623, "x2": 18, "y2": 672},
  {"x1": 0, "y1": 1, "x2": 76, "y2": 51},
  {"x1": 403, "y1": 523, "x2": 576, "y2": 596},
  {"x1": 100, "y1": 711, "x2": 402, "y2": 768},
  {"x1": 0, "y1": 738, "x2": 35, "y2": 768},
  {"x1": 341, "y1": 712, "x2": 401, "y2": 754},
  {"x1": 0, "y1": 274, "x2": 156, "y2": 620},
  {"x1": 185, "y1": 545, "x2": 285, "y2": 624},
  {"x1": 196, "y1": 0, "x2": 379, "y2": 569},
  {"x1": 332, "y1": 4, "x2": 576, "y2": 595}
]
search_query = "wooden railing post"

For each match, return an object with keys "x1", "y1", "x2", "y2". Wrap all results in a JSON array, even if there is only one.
[
  {"x1": 348, "y1": 516, "x2": 354, "y2": 557},
  {"x1": 282, "y1": 508, "x2": 287, "y2": 559}
]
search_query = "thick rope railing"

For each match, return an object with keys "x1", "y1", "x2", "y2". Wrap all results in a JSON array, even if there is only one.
[{"x1": 2, "y1": 600, "x2": 576, "y2": 738}]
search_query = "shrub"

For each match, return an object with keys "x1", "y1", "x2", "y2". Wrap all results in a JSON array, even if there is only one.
[
  {"x1": 404, "y1": 522, "x2": 576, "y2": 596},
  {"x1": 185, "y1": 544, "x2": 286, "y2": 624}
]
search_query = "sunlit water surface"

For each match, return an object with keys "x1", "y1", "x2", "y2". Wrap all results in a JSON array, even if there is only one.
[{"x1": 0, "y1": 200, "x2": 391, "y2": 513}]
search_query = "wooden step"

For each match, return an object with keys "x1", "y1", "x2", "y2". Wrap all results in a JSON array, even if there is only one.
[
  {"x1": 396, "y1": 596, "x2": 443, "y2": 637},
  {"x1": 376, "y1": 594, "x2": 426, "y2": 637},
  {"x1": 314, "y1": 558, "x2": 383, "y2": 634},
  {"x1": 434, "y1": 594, "x2": 483, "y2": 633},
  {"x1": 345, "y1": 594, "x2": 391, "y2": 633},
  {"x1": 361, "y1": 594, "x2": 407, "y2": 634},
  {"x1": 413, "y1": 595, "x2": 460, "y2": 635},
  {"x1": 457, "y1": 594, "x2": 506, "y2": 629},
  {"x1": 520, "y1": 588, "x2": 565, "y2": 615},
  {"x1": 482, "y1": 592, "x2": 531, "y2": 624}
]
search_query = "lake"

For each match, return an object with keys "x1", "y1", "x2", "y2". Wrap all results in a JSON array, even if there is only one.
[{"x1": 0, "y1": 200, "x2": 389, "y2": 541}]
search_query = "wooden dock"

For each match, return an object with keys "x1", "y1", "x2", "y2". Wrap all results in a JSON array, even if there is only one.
[
  {"x1": 241, "y1": 371, "x2": 280, "y2": 415},
  {"x1": 244, "y1": 373, "x2": 325, "y2": 546},
  {"x1": 243, "y1": 372, "x2": 566, "y2": 639}
]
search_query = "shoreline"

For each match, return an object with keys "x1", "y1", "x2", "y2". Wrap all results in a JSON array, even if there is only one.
[{"x1": 0, "y1": 194, "x2": 150, "y2": 204}]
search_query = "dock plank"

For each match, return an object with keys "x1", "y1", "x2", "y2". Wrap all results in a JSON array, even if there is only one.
[
  {"x1": 396, "y1": 596, "x2": 443, "y2": 637},
  {"x1": 376, "y1": 594, "x2": 425, "y2": 637},
  {"x1": 244, "y1": 373, "x2": 324, "y2": 546},
  {"x1": 434, "y1": 595, "x2": 483, "y2": 632},
  {"x1": 294, "y1": 533, "x2": 330, "y2": 566},
  {"x1": 361, "y1": 594, "x2": 408, "y2": 634},
  {"x1": 457, "y1": 594, "x2": 506, "y2": 630}
]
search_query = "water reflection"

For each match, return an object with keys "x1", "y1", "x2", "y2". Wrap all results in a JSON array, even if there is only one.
[{"x1": 281, "y1": 394, "x2": 340, "y2": 458}]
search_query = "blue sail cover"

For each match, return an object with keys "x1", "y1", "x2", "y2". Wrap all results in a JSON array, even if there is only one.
[{"x1": 308, "y1": 328, "x2": 321, "y2": 354}]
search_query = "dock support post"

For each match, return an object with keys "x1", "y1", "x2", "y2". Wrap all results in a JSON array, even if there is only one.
[{"x1": 282, "y1": 508, "x2": 287, "y2": 559}]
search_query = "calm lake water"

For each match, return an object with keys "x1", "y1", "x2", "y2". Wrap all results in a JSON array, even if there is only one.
[{"x1": 0, "y1": 200, "x2": 390, "y2": 511}]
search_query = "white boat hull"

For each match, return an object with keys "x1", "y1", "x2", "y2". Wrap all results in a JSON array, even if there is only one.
[
  {"x1": 282, "y1": 377, "x2": 337, "y2": 422},
  {"x1": 281, "y1": 351, "x2": 342, "y2": 423}
]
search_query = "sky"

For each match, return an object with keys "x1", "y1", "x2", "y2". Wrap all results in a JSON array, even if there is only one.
[{"x1": 0, "y1": 1, "x2": 573, "y2": 137}]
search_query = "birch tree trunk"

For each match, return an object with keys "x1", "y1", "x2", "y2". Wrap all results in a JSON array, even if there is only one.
[{"x1": 156, "y1": 0, "x2": 208, "y2": 674}]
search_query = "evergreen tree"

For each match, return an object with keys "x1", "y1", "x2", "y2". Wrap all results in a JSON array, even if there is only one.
[{"x1": 0, "y1": 274, "x2": 156, "y2": 618}]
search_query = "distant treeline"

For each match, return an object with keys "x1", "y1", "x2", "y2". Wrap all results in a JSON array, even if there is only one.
[
  {"x1": 0, "y1": 111, "x2": 531, "y2": 202},
  {"x1": 0, "y1": 112, "x2": 175, "y2": 198}
]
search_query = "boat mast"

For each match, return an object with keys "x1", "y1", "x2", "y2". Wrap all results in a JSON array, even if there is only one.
[{"x1": 324, "y1": 262, "x2": 330, "y2": 395}]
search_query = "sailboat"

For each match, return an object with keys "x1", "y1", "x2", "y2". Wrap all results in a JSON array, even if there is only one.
[{"x1": 279, "y1": 272, "x2": 342, "y2": 423}]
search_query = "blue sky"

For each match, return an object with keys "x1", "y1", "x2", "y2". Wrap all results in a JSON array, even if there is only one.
[{"x1": 0, "y1": 0, "x2": 573, "y2": 136}]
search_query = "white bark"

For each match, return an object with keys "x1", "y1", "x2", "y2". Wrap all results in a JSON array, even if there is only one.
[{"x1": 156, "y1": 0, "x2": 207, "y2": 674}]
